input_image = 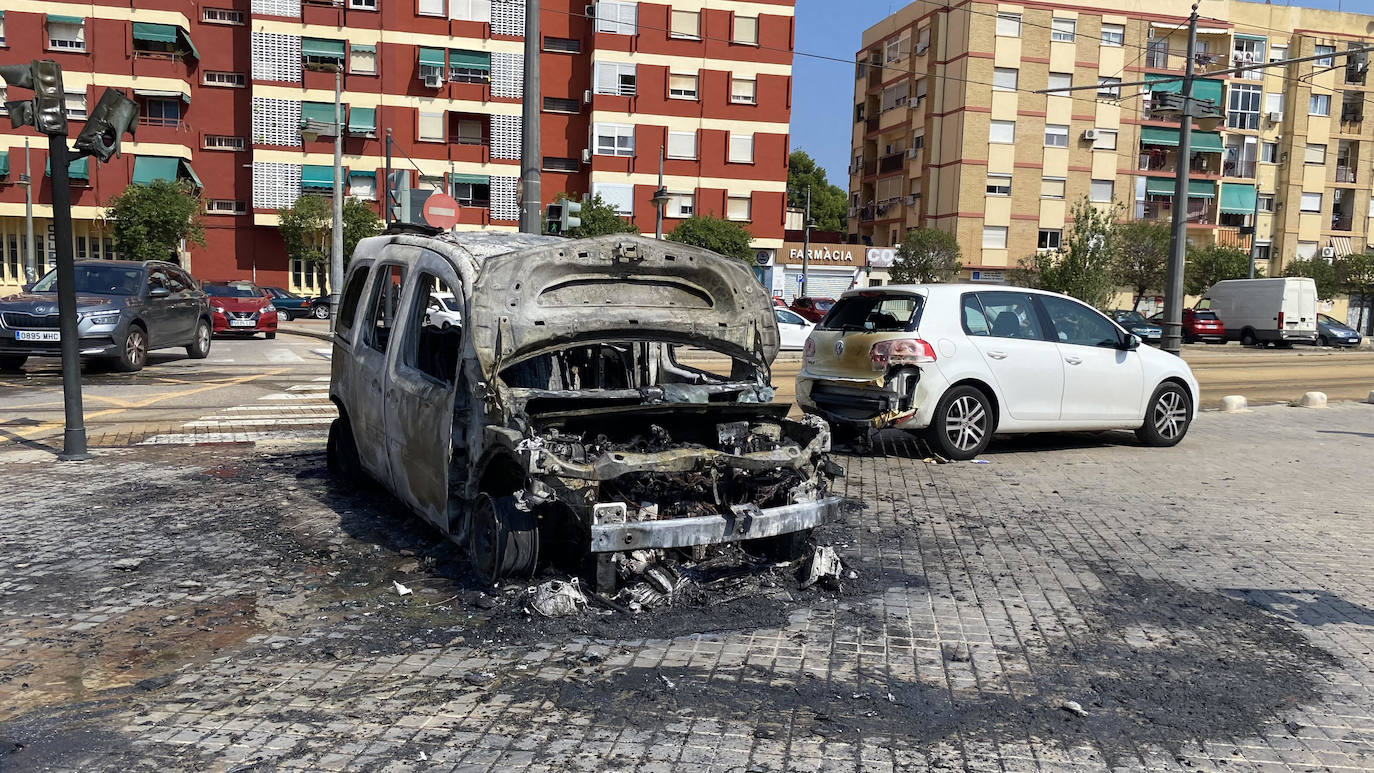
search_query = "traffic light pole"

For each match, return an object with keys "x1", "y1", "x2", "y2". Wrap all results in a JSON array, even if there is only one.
[
  {"x1": 1162, "y1": 2, "x2": 1199, "y2": 357},
  {"x1": 518, "y1": 0, "x2": 541, "y2": 234},
  {"x1": 47, "y1": 136, "x2": 89, "y2": 461}
]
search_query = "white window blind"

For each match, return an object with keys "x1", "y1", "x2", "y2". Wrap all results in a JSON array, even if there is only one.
[
  {"x1": 727, "y1": 195, "x2": 751, "y2": 221},
  {"x1": 597, "y1": 2, "x2": 636, "y2": 35},
  {"x1": 594, "y1": 62, "x2": 636, "y2": 96},
  {"x1": 731, "y1": 77, "x2": 756, "y2": 104},
  {"x1": 666, "y1": 131, "x2": 696, "y2": 159},
  {"x1": 418, "y1": 112, "x2": 444, "y2": 141},
  {"x1": 728, "y1": 133, "x2": 754, "y2": 163},
  {"x1": 593, "y1": 182, "x2": 634, "y2": 215},
  {"x1": 594, "y1": 123, "x2": 634, "y2": 156}
]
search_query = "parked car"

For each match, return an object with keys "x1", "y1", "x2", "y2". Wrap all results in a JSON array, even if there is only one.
[
  {"x1": 425, "y1": 291, "x2": 463, "y2": 329},
  {"x1": 0, "y1": 260, "x2": 211, "y2": 372},
  {"x1": 1201, "y1": 277, "x2": 1318, "y2": 347},
  {"x1": 1108, "y1": 310, "x2": 1163, "y2": 344},
  {"x1": 774, "y1": 307, "x2": 815, "y2": 350},
  {"x1": 263, "y1": 286, "x2": 328, "y2": 321},
  {"x1": 327, "y1": 232, "x2": 841, "y2": 586},
  {"x1": 789, "y1": 296, "x2": 836, "y2": 323},
  {"x1": 204, "y1": 281, "x2": 278, "y2": 339},
  {"x1": 1146, "y1": 309, "x2": 1226, "y2": 344},
  {"x1": 797, "y1": 286, "x2": 1200, "y2": 460},
  {"x1": 1317, "y1": 313, "x2": 1363, "y2": 347},
  {"x1": 772, "y1": 296, "x2": 788, "y2": 308}
]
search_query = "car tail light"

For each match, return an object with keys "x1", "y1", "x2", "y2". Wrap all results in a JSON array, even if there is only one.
[
  {"x1": 870, "y1": 338, "x2": 936, "y2": 371},
  {"x1": 1278, "y1": 311, "x2": 1285, "y2": 327}
]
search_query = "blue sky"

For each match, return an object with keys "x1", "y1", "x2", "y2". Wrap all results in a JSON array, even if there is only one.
[{"x1": 790, "y1": 0, "x2": 1354, "y2": 188}]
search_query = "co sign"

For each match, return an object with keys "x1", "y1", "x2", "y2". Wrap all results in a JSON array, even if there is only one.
[{"x1": 866, "y1": 248, "x2": 896, "y2": 269}]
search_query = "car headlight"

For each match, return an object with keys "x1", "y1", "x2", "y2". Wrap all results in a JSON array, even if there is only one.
[
  {"x1": 83, "y1": 313, "x2": 121, "y2": 325},
  {"x1": 213, "y1": 305, "x2": 226, "y2": 314}
]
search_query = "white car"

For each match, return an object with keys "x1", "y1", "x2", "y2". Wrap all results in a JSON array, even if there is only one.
[
  {"x1": 425, "y1": 292, "x2": 463, "y2": 329},
  {"x1": 774, "y1": 307, "x2": 816, "y2": 350},
  {"x1": 796, "y1": 285, "x2": 1200, "y2": 459}
]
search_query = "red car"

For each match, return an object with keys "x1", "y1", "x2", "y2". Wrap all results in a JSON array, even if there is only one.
[
  {"x1": 204, "y1": 280, "x2": 279, "y2": 339},
  {"x1": 789, "y1": 296, "x2": 836, "y2": 323},
  {"x1": 1148, "y1": 309, "x2": 1226, "y2": 344}
]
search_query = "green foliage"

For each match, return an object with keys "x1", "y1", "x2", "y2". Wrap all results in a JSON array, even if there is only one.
[
  {"x1": 555, "y1": 193, "x2": 639, "y2": 238},
  {"x1": 1014, "y1": 197, "x2": 1122, "y2": 309},
  {"x1": 1284, "y1": 257, "x2": 1339, "y2": 301},
  {"x1": 1114, "y1": 221, "x2": 1170, "y2": 309},
  {"x1": 665, "y1": 215, "x2": 754, "y2": 262},
  {"x1": 104, "y1": 180, "x2": 205, "y2": 264},
  {"x1": 1184, "y1": 244, "x2": 1259, "y2": 296},
  {"x1": 889, "y1": 227, "x2": 962, "y2": 284},
  {"x1": 1336, "y1": 253, "x2": 1374, "y2": 335},
  {"x1": 278, "y1": 195, "x2": 382, "y2": 294},
  {"x1": 787, "y1": 151, "x2": 848, "y2": 233}
]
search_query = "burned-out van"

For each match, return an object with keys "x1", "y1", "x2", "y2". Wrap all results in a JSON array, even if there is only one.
[{"x1": 326, "y1": 231, "x2": 842, "y2": 589}]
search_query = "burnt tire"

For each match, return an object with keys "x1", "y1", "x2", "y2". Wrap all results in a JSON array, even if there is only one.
[
  {"x1": 0, "y1": 355, "x2": 26, "y2": 371},
  {"x1": 112, "y1": 325, "x2": 148, "y2": 373},
  {"x1": 326, "y1": 415, "x2": 365, "y2": 485},
  {"x1": 186, "y1": 320, "x2": 212, "y2": 359},
  {"x1": 1135, "y1": 382, "x2": 1192, "y2": 448},
  {"x1": 746, "y1": 528, "x2": 813, "y2": 563},
  {"x1": 924, "y1": 385, "x2": 993, "y2": 461},
  {"x1": 468, "y1": 493, "x2": 539, "y2": 582}
]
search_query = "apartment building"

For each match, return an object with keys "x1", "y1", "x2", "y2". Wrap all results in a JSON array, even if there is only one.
[
  {"x1": 848, "y1": 0, "x2": 1374, "y2": 283},
  {"x1": 0, "y1": 0, "x2": 794, "y2": 295}
]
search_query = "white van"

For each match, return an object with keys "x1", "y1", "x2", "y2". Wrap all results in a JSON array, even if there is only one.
[{"x1": 1200, "y1": 278, "x2": 1318, "y2": 346}]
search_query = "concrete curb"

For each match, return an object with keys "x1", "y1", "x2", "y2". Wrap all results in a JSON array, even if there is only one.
[{"x1": 277, "y1": 326, "x2": 333, "y2": 342}]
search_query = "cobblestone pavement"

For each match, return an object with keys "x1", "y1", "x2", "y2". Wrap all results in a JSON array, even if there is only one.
[{"x1": 2, "y1": 404, "x2": 1374, "y2": 772}]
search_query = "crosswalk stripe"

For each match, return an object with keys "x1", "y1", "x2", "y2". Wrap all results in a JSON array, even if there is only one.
[{"x1": 183, "y1": 417, "x2": 336, "y2": 428}]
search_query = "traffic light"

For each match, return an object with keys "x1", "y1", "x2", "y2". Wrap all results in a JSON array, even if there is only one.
[
  {"x1": 0, "y1": 60, "x2": 68, "y2": 135},
  {"x1": 73, "y1": 89, "x2": 138, "y2": 161},
  {"x1": 544, "y1": 200, "x2": 582, "y2": 235}
]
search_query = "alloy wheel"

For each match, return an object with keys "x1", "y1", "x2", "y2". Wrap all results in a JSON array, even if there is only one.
[
  {"x1": 196, "y1": 323, "x2": 210, "y2": 353},
  {"x1": 1153, "y1": 390, "x2": 1188, "y2": 440},
  {"x1": 944, "y1": 395, "x2": 987, "y2": 452},
  {"x1": 127, "y1": 329, "x2": 147, "y2": 367}
]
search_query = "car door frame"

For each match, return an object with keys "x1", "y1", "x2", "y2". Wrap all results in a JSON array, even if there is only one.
[
  {"x1": 961, "y1": 290, "x2": 1066, "y2": 426},
  {"x1": 141, "y1": 266, "x2": 176, "y2": 349},
  {"x1": 167, "y1": 266, "x2": 201, "y2": 343},
  {"x1": 382, "y1": 251, "x2": 464, "y2": 531},
  {"x1": 1032, "y1": 294, "x2": 1144, "y2": 426},
  {"x1": 349, "y1": 257, "x2": 410, "y2": 488}
]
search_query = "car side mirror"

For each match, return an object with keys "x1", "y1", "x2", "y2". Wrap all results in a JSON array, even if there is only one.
[
  {"x1": 21, "y1": 283, "x2": 33, "y2": 293},
  {"x1": 1121, "y1": 333, "x2": 1141, "y2": 351},
  {"x1": 148, "y1": 286, "x2": 171, "y2": 298}
]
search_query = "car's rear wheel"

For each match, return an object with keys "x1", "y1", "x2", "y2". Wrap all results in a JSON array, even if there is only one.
[
  {"x1": 925, "y1": 385, "x2": 993, "y2": 461},
  {"x1": 0, "y1": 355, "x2": 26, "y2": 371},
  {"x1": 326, "y1": 415, "x2": 364, "y2": 485},
  {"x1": 467, "y1": 493, "x2": 539, "y2": 582},
  {"x1": 186, "y1": 320, "x2": 211, "y2": 359},
  {"x1": 1240, "y1": 329, "x2": 1257, "y2": 347},
  {"x1": 311, "y1": 304, "x2": 330, "y2": 320},
  {"x1": 112, "y1": 325, "x2": 148, "y2": 373},
  {"x1": 1135, "y1": 382, "x2": 1192, "y2": 447}
]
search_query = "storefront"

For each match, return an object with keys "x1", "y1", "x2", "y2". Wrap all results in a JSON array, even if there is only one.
[{"x1": 773, "y1": 242, "x2": 866, "y2": 302}]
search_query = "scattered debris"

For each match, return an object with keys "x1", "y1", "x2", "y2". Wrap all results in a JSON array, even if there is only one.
[
  {"x1": 392, "y1": 581, "x2": 412, "y2": 597},
  {"x1": 1059, "y1": 700, "x2": 1088, "y2": 717},
  {"x1": 135, "y1": 674, "x2": 176, "y2": 692},
  {"x1": 463, "y1": 671, "x2": 496, "y2": 687},
  {"x1": 111, "y1": 558, "x2": 144, "y2": 571},
  {"x1": 943, "y1": 643, "x2": 972, "y2": 663},
  {"x1": 800, "y1": 546, "x2": 843, "y2": 589},
  {"x1": 529, "y1": 579, "x2": 588, "y2": 617},
  {"x1": 657, "y1": 671, "x2": 677, "y2": 690},
  {"x1": 418, "y1": 751, "x2": 427, "y2": 761},
  {"x1": 970, "y1": 459, "x2": 990, "y2": 464},
  {"x1": 472, "y1": 593, "x2": 498, "y2": 610}
]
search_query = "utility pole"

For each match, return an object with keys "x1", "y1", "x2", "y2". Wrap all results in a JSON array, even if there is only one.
[
  {"x1": 384, "y1": 129, "x2": 393, "y2": 229},
  {"x1": 1162, "y1": 2, "x2": 1200, "y2": 357},
  {"x1": 801, "y1": 186, "x2": 813, "y2": 297},
  {"x1": 652, "y1": 146, "x2": 668, "y2": 239},
  {"x1": 330, "y1": 66, "x2": 344, "y2": 325},
  {"x1": 22, "y1": 139, "x2": 36, "y2": 283},
  {"x1": 1247, "y1": 182, "x2": 1261, "y2": 279},
  {"x1": 48, "y1": 131, "x2": 88, "y2": 459},
  {"x1": 518, "y1": 0, "x2": 541, "y2": 234}
]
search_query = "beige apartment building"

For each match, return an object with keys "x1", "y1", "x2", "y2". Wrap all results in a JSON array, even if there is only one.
[{"x1": 849, "y1": 0, "x2": 1374, "y2": 285}]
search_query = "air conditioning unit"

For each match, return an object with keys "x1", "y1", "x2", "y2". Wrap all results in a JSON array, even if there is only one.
[
  {"x1": 904, "y1": 195, "x2": 916, "y2": 205},
  {"x1": 1267, "y1": 111, "x2": 1282, "y2": 123},
  {"x1": 583, "y1": 89, "x2": 593, "y2": 103},
  {"x1": 1321, "y1": 246, "x2": 1336, "y2": 258},
  {"x1": 1083, "y1": 128, "x2": 1100, "y2": 140},
  {"x1": 584, "y1": 4, "x2": 596, "y2": 18},
  {"x1": 581, "y1": 148, "x2": 591, "y2": 163},
  {"x1": 906, "y1": 147, "x2": 919, "y2": 158},
  {"x1": 423, "y1": 73, "x2": 442, "y2": 88}
]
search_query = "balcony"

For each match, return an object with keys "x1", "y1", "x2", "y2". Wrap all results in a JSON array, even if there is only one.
[
  {"x1": 879, "y1": 152, "x2": 905, "y2": 174},
  {"x1": 1141, "y1": 199, "x2": 1215, "y2": 224},
  {"x1": 1138, "y1": 149, "x2": 1220, "y2": 176},
  {"x1": 861, "y1": 158, "x2": 877, "y2": 177},
  {"x1": 1215, "y1": 227, "x2": 1252, "y2": 250},
  {"x1": 865, "y1": 116, "x2": 879, "y2": 135},
  {"x1": 1332, "y1": 214, "x2": 1354, "y2": 232},
  {"x1": 1222, "y1": 158, "x2": 1256, "y2": 178},
  {"x1": 1341, "y1": 105, "x2": 1364, "y2": 125},
  {"x1": 1336, "y1": 166, "x2": 1357, "y2": 183}
]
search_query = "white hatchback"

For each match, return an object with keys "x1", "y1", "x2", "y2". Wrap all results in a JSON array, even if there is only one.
[{"x1": 795, "y1": 285, "x2": 1200, "y2": 459}]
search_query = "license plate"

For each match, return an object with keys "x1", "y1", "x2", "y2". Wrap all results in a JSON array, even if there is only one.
[
  {"x1": 15, "y1": 330, "x2": 60, "y2": 342},
  {"x1": 229, "y1": 319, "x2": 255, "y2": 327}
]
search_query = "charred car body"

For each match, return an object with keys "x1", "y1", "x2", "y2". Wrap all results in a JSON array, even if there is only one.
[{"x1": 326, "y1": 232, "x2": 842, "y2": 588}]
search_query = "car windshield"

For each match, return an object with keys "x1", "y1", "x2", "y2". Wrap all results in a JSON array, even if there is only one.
[
  {"x1": 204, "y1": 283, "x2": 262, "y2": 298},
  {"x1": 1114, "y1": 311, "x2": 1147, "y2": 324},
  {"x1": 30, "y1": 265, "x2": 143, "y2": 296},
  {"x1": 819, "y1": 294, "x2": 924, "y2": 332},
  {"x1": 439, "y1": 296, "x2": 458, "y2": 311}
]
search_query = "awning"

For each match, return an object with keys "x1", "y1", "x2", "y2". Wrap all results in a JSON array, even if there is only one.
[
  {"x1": 1330, "y1": 236, "x2": 1353, "y2": 258},
  {"x1": 300, "y1": 101, "x2": 341, "y2": 126},
  {"x1": 302, "y1": 165, "x2": 345, "y2": 189},
  {"x1": 1150, "y1": 22, "x2": 1228, "y2": 35},
  {"x1": 418, "y1": 47, "x2": 446, "y2": 68},
  {"x1": 449, "y1": 50, "x2": 491, "y2": 70},
  {"x1": 1140, "y1": 126, "x2": 1180, "y2": 147},
  {"x1": 131, "y1": 156, "x2": 180, "y2": 185},
  {"x1": 47, "y1": 14, "x2": 84, "y2": 25},
  {"x1": 449, "y1": 173, "x2": 489, "y2": 184},
  {"x1": 1190, "y1": 131, "x2": 1223, "y2": 154},
  {"x1": 1144, "y1": 178, "x2": 1215, "y2": 198},
  {"x1": 44, "y1": 156, "x2": 90, "y2": 180},
  {"x1": 180, "y1": 159, "x2": 203, "y2": 189},
  {"x1": 347, "y1": 106, "x2": 375, "y2": 134},
  {"x1": 1219, "y1": 183, "x2": 1256, "y2": 214},
  {"x1": 301, "y1": 38, "x2": 345, "y2": 59},
  {"x1": 178, "y1": 27, "x2": 200, "y2": 59},
  {"x1": 132, "y1": 22, "x2": 176, "y2": 43},
  {"x1": 352, "y1": 44, "x2": 375, "y2": 55},
  {"x1": 134, "y1": 87, "x2": 191, "y2": 104},
  {"x1": 1233, "y1": 33, "x2": 1267, "y2": 41},
  {"x1": 0, "y1": 152, "x2": 8, "y2": 177},
  {"x1": 350, "y1": 170, "x2": 376, "y2": 180},
  {"x1": 1146, "y1": 74, "x2": 1223, "y2": 106}
]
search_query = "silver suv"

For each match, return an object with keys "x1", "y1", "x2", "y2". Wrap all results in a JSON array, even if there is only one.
[
  {"x1": 0, "y1": 260, "x2": 212, "y2": 372},
  {"x1": 326, "y1": 231, "x2": 842, "y2": 589}
]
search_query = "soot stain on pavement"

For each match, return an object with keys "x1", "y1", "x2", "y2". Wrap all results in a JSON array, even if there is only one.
[{"x1": 510, "y1": 568, "x2": 1336, "y2": 765}]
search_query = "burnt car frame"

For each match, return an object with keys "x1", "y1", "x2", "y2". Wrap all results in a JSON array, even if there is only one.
[{"x1": 326, "y1": 232, "x2": 842, "y2": 589}]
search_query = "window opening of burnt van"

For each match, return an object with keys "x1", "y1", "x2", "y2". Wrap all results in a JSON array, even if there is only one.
[
  {"x1": 364, "y1": 264, "x2": 406, "y2": 352},
  {"x1": 403, "y1": 272, "x2": 460, "y2": 385},
  {"x1": 335, "y1": 265, "x2": 370, "y2": 340},
  {"x1": 820, "y1": 294, "x2": 924, "y2": 332}
]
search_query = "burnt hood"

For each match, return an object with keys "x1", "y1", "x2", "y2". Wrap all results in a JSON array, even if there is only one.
[{"x1": 470, "y1": 235, "x2": 780, "y2": 372}]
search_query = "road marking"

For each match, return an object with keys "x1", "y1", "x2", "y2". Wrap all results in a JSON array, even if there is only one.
[
  {"x1": 182, "y1": 417, "x2": 336, "y2": 428},
  {"x1": 259, "y1": 393, "x2": 333, "y2": 400},
  {"x1": 266, "y1": 348, "x2": 305, "y2": 363},
  {"x1": 286, "y1": 384, "x2": 330, "y2": 392}
]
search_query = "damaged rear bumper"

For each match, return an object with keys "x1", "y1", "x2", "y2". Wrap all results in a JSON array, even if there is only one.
[
  {"x1": 796, "y1": 371, "x2": 936, "y2": 431},
  {"x1": 589, "y1": 496, "x2": 844, "y2": 552}
]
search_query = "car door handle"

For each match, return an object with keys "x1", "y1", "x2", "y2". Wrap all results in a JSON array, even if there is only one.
[
  {"x1": 1065, "y1": 355, "x2": 1082, "y2": 365},
  {"x1": 986, "y1": 350, "x2": 1008, "y2": 360}
]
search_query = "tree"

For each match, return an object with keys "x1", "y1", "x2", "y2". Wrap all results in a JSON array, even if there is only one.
[
  {"x1": 1114, "y1": 221, "x2": 1170, "y2": 310},
  {"x1": 1184, "y1": 244, "x2": 1258, "y2": 296},
  {"x1": 104, "y1": 179, "x2": 205, "y2": 264},
  {"x1": 556, "y1": 193, "x2": 639, "y2": 238},
  {"x1": 278, "y1": 194, "x2": 382, "y2": 295},
  {"x1": 665, "y1": 215, "x2": 753, "y2": 262},
  {"x1": 889, "y1": 227, "x2": 962, "y2": 284},
  {"x1": 1284, "y1": 257, "x2": 1339, "y2": 301},
  {"x1": 1336, "y1": 252, "x2": 1374, "y2": 335},
  {"x1": 787, "y1": 151, "x2": 848, "y2": 233},
  {"x1": 1014, "y1": 197, "x2": 1121, "y2": 309}
]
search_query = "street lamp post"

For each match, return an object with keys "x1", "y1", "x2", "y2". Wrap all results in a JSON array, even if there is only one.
[
  {"x1": 801, "y1": 186, "x2": 813, "y2": 297},
  {"x1": 1161, "y1": 3, "x2": 1201, "y2": 357},
  {"x1": 652, "y1": 146, "x2": 669, "y2": 239},
  {"x1": 330, "y1": 66, "x2": 344, "y2": 327}
]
